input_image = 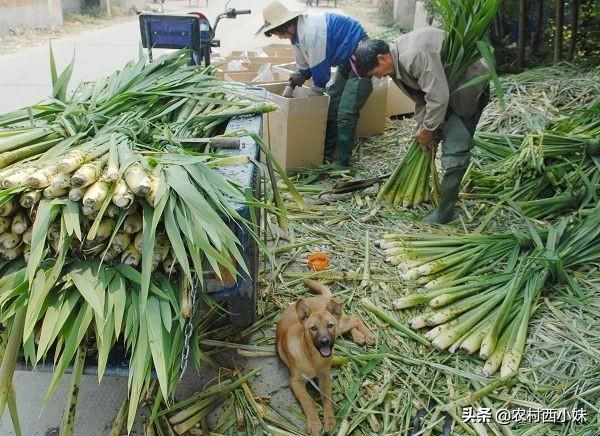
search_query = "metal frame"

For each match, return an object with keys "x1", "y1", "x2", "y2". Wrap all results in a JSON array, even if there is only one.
[{"x1": 138, "y1": 13, "x2": 208, "y2": 65}]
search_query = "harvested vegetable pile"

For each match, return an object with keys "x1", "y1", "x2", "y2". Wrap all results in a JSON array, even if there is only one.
[
  {"x1": 381, "y1": 208, "x2": 600, "y2": 377},
  {"x1": 145, "y1": 63, "x2": 599, "y2": 435},
  {"x1": 0, "y1": 49, "x2": 293, "y2": 433}
]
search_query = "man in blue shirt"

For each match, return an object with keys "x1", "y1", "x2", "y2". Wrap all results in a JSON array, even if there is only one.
[{"x1": 257, "y1": 1, "x2": 373, "y2": 167}]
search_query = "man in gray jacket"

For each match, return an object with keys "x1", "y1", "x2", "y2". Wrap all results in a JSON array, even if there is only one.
[{"x1": 353, "y1": 28, "x2": 490, "y2": 224}]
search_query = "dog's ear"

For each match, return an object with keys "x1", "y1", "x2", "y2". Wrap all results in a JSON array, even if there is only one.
[
  {"x1": 295, "y1": 299, "x2": 310, "y2": 322},
  {"x1": 326, "y1": 299, "x2": 344, "y2": 320}
]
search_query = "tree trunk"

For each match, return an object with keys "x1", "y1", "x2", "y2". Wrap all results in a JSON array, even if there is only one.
[
  {"x1": 554, "y1": 0, "x2": 564, "y2": 62},
  {"x1": 579, "y1": 0, "x2": 594, "y2": 57},
  {"x1": 517, "y1": 0, "x2": 527, "y2": 68},
  {"x1": 567, "y1": 0, "x2": 580, "y2": 61},
  {"x1": 494, "y1": 13, "x2": 503, "y2": 39},
  {"x1": 497, "y1": 2, "x2": 506, "y2": 39},
  {"x1": 531, "y1": 0, "x2": 544, "y2": 54}
]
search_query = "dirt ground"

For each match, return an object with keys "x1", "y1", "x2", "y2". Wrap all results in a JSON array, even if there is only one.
[
  {"x1": 340, "y1": 0, "x2": 397, "y2": 36},
  {"x1": 0, "y1": 14, "x2": 138, "y2": 56}
]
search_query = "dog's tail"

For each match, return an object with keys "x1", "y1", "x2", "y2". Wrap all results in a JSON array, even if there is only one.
[{"x1": 303, "y1": 279, "x2": 332, "y2": 297}]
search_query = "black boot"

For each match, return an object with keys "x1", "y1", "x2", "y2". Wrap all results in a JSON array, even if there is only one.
[
  {"x1": 336, "y1": 126, "x2": 356, "y2": 167},
  {"x1": 324, "y1": 119, "x2": 338, "y2": 163},
  {"x1": 422, "y1": 166, "x2": 467, "y2": 224}
]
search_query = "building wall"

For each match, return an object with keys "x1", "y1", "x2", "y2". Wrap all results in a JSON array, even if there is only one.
[{"x1": 0, "y1": 0, "x2": 64, "y2": 33}]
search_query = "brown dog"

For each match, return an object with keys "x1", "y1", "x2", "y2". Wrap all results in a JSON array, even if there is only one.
[{"x1": 276, "y1": 279, "x2": 375, "y2": 435}]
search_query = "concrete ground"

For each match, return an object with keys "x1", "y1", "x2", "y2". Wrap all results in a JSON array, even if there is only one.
[
  {"x1": 0, "y1": 0, "x2": 333, "y2": 113},
  {"x1": 0, "y1": 0, "x2": 340, "y2": 434}
]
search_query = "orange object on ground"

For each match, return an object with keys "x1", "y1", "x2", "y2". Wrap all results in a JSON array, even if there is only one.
[{"x1": 307, "y1": 253, "x2": 329, "y2": 271}]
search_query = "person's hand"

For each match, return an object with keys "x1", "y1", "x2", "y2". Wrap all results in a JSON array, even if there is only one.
[
  {"x1": 307, "y1": 85, "x2": 324, "y2": 97},
  {"x1": 289, "y1": 72, "x2": 306, "y2": 88},
  {"x1": 412, "y1": 128, "x2": 440, "y2": 153}
]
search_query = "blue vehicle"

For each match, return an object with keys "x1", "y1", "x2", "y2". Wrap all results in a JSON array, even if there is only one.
[{"x1": 138, "y1": 7, "x2": 251, "y2": 66}]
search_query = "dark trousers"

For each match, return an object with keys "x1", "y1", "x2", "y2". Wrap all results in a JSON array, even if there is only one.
[
  {"x1": 440, "y1": 89, "x2": 490, "y2": 171},
  {"x1": 324, "y1": 61, "x2": 373, "y2": 164}
]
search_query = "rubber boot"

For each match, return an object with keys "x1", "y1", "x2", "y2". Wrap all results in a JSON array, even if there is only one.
[
  {"x1": 336, "y1": 127, "x2": 356, "y2": 167},
  {"x1": 422, "y1": 165, "x2": 467, "y2": 224},
  {"x1": 323, "y1": 119, "x2": 338, "y2": 163}
]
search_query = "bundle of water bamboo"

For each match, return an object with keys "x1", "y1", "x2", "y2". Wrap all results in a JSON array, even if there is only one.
[
  {"x1": 378, "y1": 206, "x2": 600, "y2": 375},
  {"x1": 0, "y1": 49, "x2": 296, "y2": 434}
]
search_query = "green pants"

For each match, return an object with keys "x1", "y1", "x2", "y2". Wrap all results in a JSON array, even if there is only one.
[
  {"x1": 440, "y1": 89, "x2": 489, "y2": 171},
  {"x1": 325, "y1": 62, "x2": 373, "y2": 166}
]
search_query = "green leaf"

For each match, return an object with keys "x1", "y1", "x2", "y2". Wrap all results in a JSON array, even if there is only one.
[
  {"x1": 452, "y1": 73, "x2": 491, "y2": 94},
  {"x1": 0, "y1": 267, "x2": 26, "y2": 309},
  {"x1": 96, "y1": 308, "x2": 115, "y2": 382},
  {"x1": 110, "y1": 273, "x2": 127, "y2": 340},
  {"x1": 115, "y1": 264, "x2": 169, "y2": 299},
  {"x1": 159, "y1": 298, "x2": 172, "y2": 333},
  {"x1": 140, "y1": 194, "x2": 167, "y2": 310},
  {"x1": 155, "y1": 273, "x2": 181, "y2": 319},
  {"x1": 62, "y1": 201, "x2": 82, "y2": 240},
  {"x1": 53, "y1": 53, "x2": 75, "y2": 102},
  {"x1": 145, "y1": 297, "x2": 169, "y2": 399},
  {"x1": 23, "y1": 329, "x2": 37, "y2": 367},
  {"x1": 49, "y1": 42, "x2": 58, "y2": 90},
  {"x1": 44, "y1": 304, "x2": 93, "y2": 404},
  {"x1": 37, "y1": 291, "x2": 80, "y2": 361},
  {"x1": 23, "y1": 270, "x2": 49, "y2": 343},
  {"x1": 27, "y1": 199, "x2": 58, "y2": 284},
  {"x1": 25, "y1": 222, "x2": 72, "y2": 341},
  {"x1": 68, "y1": 266, "x2": 106, "y2": 319},
  {"x1": 127, "y1": 314, "x2": 151, "y2": 432},
  {"x1": 164, "y1": 196, "x2": 192, "y2": 281},
  {"x1": 476, "y1": 40, "x2": 505, "y2": 109}
]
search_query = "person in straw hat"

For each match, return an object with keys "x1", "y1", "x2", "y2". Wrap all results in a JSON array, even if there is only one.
[{"x1": 257, "y1": 1, "x2": 372, "y2": 167}]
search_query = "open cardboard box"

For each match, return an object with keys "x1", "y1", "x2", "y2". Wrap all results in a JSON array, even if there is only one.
[
  {"x1": 214, "y1": 66, "x2": 249, "y2": 79},
  {"x1": 225, "y1": 50, "x2": 268, "y2": 60},
  {"x1": 261, "y1": 43, "x2": 294, "y2": 57},
  {"x1": 272, "y1": 62, "x2": 297, "y2": 75},
  {"x1": 386, "y1": 77, "x2": 416, "y2": 116},
  {"x1": 224, "y1": 71, "x2": 289, "y2": 85},
  {"x1": 357, "y1": 77, "x2": 389, "y2": 137},
  {"x1": 246, "y1": 57, "x2": 296, "y2": 72},
  {"x1": 257, "y1": 83, "x2": 329, "y2": 170}
]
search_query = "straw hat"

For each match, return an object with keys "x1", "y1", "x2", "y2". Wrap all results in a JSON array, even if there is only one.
[{"x1": 256, "y1": 1, "x2": 305, "y2": 35}]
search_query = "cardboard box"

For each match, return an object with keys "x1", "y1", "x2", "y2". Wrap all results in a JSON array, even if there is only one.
[
  {"x1": 386, "y1": 77, "x2": 416, "y2": 116},
  {"x1": 224, "y1": 72, "x2": 289, "y2": 85},
  {"x1": 259, "y1": 84, "x2": 329, "y2": 170},
  {"x1": 214, "y1": 66, "x2": 249, "y2": 79},
  {"x1": 225, "y1": 50, "x2": 268, "y2": 60},
  {"x1": 261, "y1": 43, "x2": 294, "y2": 57},
  {"x1": 272, "y1": 62, "x2": 297, "y2": 75},
  {"x1": 246, "y1": 57, "x2": 296, "y2": 72},
  {"x1": 357, "y1": 78, "x2": 389, "y2": 137}
]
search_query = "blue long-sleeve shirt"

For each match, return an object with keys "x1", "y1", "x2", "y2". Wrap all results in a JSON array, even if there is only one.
[{"x1": 291, "y1": 13, "x2": 366, "y2": 88}]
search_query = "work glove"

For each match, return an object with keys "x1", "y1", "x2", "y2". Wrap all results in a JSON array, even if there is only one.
[
  {"x1": 289, "y1": 72, "x2": 306, "y2": 88},
  {"x1": 412, "y1": 128, "x2": 441, "y2": 153},
  {"x1": 307, "y1": 85, "x2": 324, "y2": 97}
]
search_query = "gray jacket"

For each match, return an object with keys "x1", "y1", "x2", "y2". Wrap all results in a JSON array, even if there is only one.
[{"x1": 389, "y1": 27, "x2": 489, "y2": 131}]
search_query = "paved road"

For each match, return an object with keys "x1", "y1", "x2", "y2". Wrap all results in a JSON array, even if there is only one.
[
  {"x1": 0, "y1": 0, "x2": 344, "y2": 434},
  {"x1": 0, "y1": 0, "x2": 312, "y2": 113}
]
